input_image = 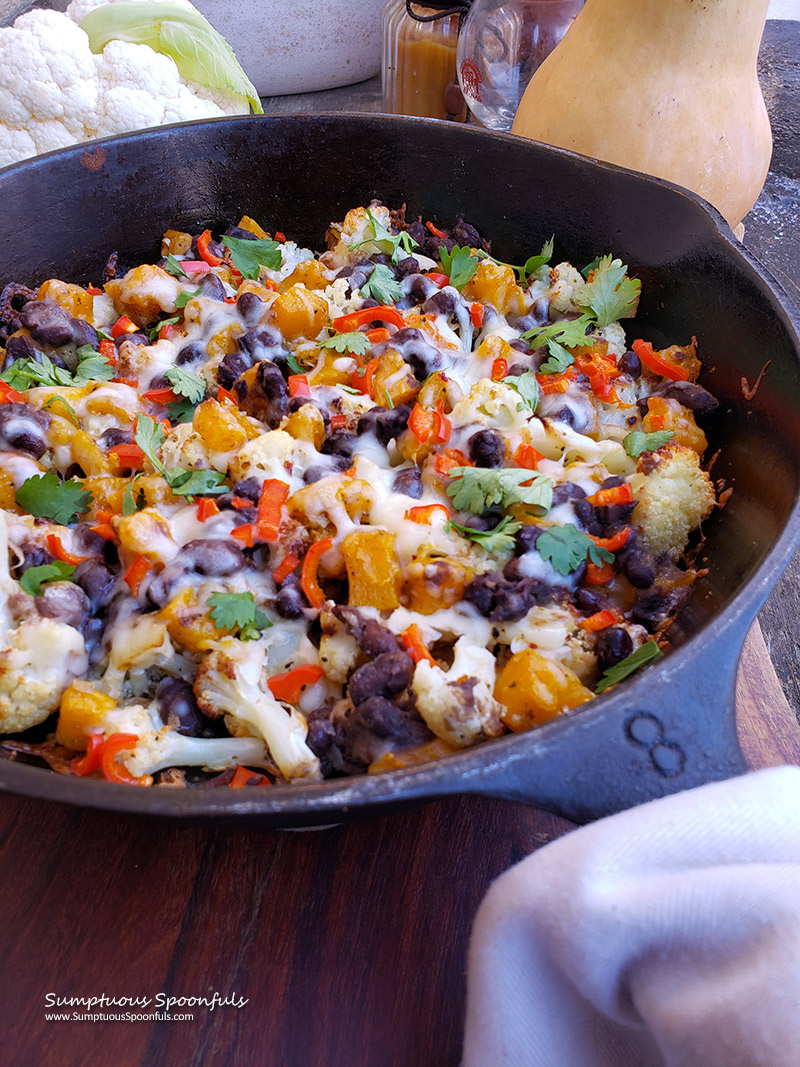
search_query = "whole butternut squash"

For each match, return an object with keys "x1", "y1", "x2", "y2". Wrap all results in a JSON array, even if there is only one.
[{"x1": 511, "y1": 0, "x2": 771, "y2": 229}]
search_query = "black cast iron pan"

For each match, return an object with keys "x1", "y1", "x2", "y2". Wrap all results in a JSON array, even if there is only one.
[{"x1": 0, "y1": 114, "x2": 798, "y2": 826}]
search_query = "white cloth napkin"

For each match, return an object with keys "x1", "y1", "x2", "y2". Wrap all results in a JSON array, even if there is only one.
[{"x1": 464, "y1": 766, "x2": 800, "y2": 1067}]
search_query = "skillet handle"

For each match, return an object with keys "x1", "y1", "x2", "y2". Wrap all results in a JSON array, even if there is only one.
[{"x1": 460, "y1": 613, "x2": 753, "y2": 823}]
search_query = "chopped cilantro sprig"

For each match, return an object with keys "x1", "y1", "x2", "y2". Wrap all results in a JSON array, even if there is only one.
[
  {"x1": 446, "y1": 467, "x2": 553, "y2": 515},
  {"x1": 15, "y1": 472, "x2": 92, "y2": 525},
  {"x1": 447, "y1": 515, "x2": 522, "y2": 554},
  {"x1": 207, "y1": 592, "x2": 270, "y2": 641},
  {"x1": 535, "y1": 523, "x2": 614, "y2": 576},
  {"x1": 222, "y1": 234, "x2": 282, "y2": 279},
  {"x1": 595, "y1": 640, "x2": 663, "y2": 694}
]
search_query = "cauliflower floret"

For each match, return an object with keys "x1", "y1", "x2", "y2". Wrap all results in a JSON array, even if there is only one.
[
  {"x1": 195, "y1": 640, "x2": 321, "y2": 782},
  {"x1": 411, "y1": 636, "x2": 504, "y2": 748},
  {"x1": 325, "y1": 203, "x2": 394, "y2": 268},
  {"x1": 596, "y1": 322, "x2": 627, "y2": 358},
  {"x1": 159, "y1": 422, "x2": 212, "y2": 473},
  {"x1": 548, "y1": 262, "x2": 586, "y2": 314},
  {"x1": 449, "y1": 379, "x2": 532, "y2": 433},
  {"x1": 632, "y1": 443, "x2": 716, "y2": 559},
  {"x1": 124, "y1": 727, "x2": 270, "y2": 779},
  {"x1": 0, "y1": 618, "x2": 87, "y2": 734},
  {"x1": 229, "y1": 430, "x2": 313, "y2": 491},
  {"x1": 101, "y1": 611, "x2": 176, "y2": 697}
]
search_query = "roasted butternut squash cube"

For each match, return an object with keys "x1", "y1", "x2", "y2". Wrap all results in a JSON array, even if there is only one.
[
  {"x1": 160, "y1": 588, "x2": 226, "y2": 654},
  {"x1": 463, "y1": 260, "x2": 526, "y2": 316},
  {"x1": 193, "y1": 398, "x2": 247, "y2": 452},
  {"x1": 57, "y1": 681, "x2": 115, "y2": 750},
  {"x1": 494, "y1": 648, "x2": 593, "y2": 730},
  {"x1": 279, "y1": 259, "x2": 329, "y2": 292},
  {"x1": 283, "y1": 403, "x2": 325, "y2": 449},
  {"x1": 402, "y1": 558, "x2": 469, "y2": 615},
  {"x1": 342, "y1": 528, "x2": 401, "y2": 610},
  {"x1": 272, "y1": 284, "x2": 328, "y2": 341},
  {"x1": 37, "y1": 280, "x2": 93, "y2": 320}
]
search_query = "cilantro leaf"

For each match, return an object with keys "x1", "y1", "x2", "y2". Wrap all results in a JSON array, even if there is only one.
[
  {"x1": 623, "y1": 429, "x2": 674, "y2": 457},
  {"x1": 285, "y1": 352, "x2": 305, "y2": 374},
  {"x1": 338, "y1": 384, "x2": 361, "y2": 395},
  {"x1": 503, "y1": 371, "x2": 540, "y2": 413},
  {"x1": 122, "y1": 473, "x2": 146, "y2": 517},
  {"x1": 222, "y1": 235, "x2": 282, "y2": 279},
  {"x1": 535, "y1": 523, "x2": 614, "y2": 576},
  {"x1": 521, "y1": 314, "x2": 594, "y2": 349},
  {"x1": 168, "y1": 468, "x2": 227, "y2": 497},
  {"x1": 446, "y1": 467, "x2": 553, "y2": 515},
  {"x1": 164, "y1": 254, "x2": 188, "y2": 278},
  {"x1": 438, "y1": 245, "x2": 479, "y2": 290},
  {"x1": 520, "y1": 236, "x2": 554, "y2": 280},
  {"x1": 538, "y1": 340, "x2": 576, "y2": 376},
  {"x1": 134, "y1": 417, "x2": 227, "y2": 497},
  {"x1": 360, "y1": 264, "x2": 403, "y2": 305},
  {"x1": 580, "y1": 257, "x2": 601, "y2": 281},
  {"x1": 3, "y1": 347, "x2": 113, "y2": 390},
  {"x1": 595, "y1": 639, "x2": 663, "y2": 694},
  {"x1": 320, "y1": 332, "x2": 372, "y2": 357},
  {"x1": 447, "y1": 515, "x2": 522, "y2": 554},
  {"x1": 42, "y1": 395, "x2": 79, "y2": 427},
  {"x1": 149, "y1": 316, "x2": 180, "y2": 340},
  {"x1": 16, "y1": 473, "x2": 92, "y2": 525},
  {"x1": 351, "y1": 209, "x2": 418, "y2": 266},
  {"x1": 575, "y1": 255, "x2": 641, "y2": 326},
  {"x1": 166, "y1": 398, "x2": 195, "y2": 424},
  {"x1": 165, "y1": 364, "x2": 206, "y2": 404},
  {"x1": 0, "y1": 360, "x2": 32, "y2": 390},
  {"x1": 174, "y1": 287, "x2": 201, "y2": 309},
  {"x1": 207, "y1": 591, "x2": 270, "y2": 641},
  {"x1": 19, "y1": 560, "x2": 76, "y2": 596},
  {"x1": 72, "y1": 345, "x2": 115, "y2": 385}
]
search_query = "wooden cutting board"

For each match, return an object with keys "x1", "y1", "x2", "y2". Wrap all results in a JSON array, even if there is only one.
[{"x1": 737, "y1": 620, "x2": 800, "y2": 769}]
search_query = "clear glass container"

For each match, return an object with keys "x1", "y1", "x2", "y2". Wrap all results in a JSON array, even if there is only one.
[
  {"x1": 382, "y1": 0, "x2": 467, "y2": 121},
  {"x1": 457, "y1": 0, "x2": 584, "y2": 131}
]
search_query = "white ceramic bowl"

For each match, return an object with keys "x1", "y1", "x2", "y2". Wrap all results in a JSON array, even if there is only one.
[{"x1": 195, "y1": 0, "x2": 387, "y2": 97}]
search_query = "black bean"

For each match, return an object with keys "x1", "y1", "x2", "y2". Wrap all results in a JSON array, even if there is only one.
[
  {"x1": 224, "y1": 226, "x2": 259, "y2": 241},
  {"x1": 236, "y1": 291, "x2": 265, "y2": 326},
  {"x1": 595, "y1": 626, "x2": 634, "y2": 670},
  {"x1": 619, "y1": 546, "x2": 657, "y2": 589},
  {"x1": 182, "y1": 538, "x2": 245, "y2": 576},
  {"x1": 452, "y1": 220, "x2": 483, "y2": 247},
  {"x1": 147, "y1": 566, "x2": 182, "y2": 608},
  {"x1": 576, "y1": 587, "x2": 608, "y2": 615},
  {"x1": 156, "y1": 677, "x2": 208, "y2": 737},
  {"x1": 514, "y1": 525, "x2": 544, "y2": 555},
  {"x1": 653, "y1": 380, "x2": 719, "y2": 415},
  {"x1": 0, "y1": 282, "x2": 35, "y2": 340},
  {"x1": 551, "y1": 482, "x2": 586, "y2": 505},
  {"x1": 396, "y1": 256, "x2": 420, "y2": 276},
  {"x1": 303, "y1": 465, "x2": 328, "y2": 484},
  {"x1": 362, "y1": 619, "x2": 403, "y2": 657},
  {"x1": 358, "y1": 404, "x2": 411, "y2": 446},
  {"x1": 0, "y1": 402, "x2": 49, "y2": 458},
  {"x1": 464, "y1": 572, "x2": 544, "y2": 621},
  {"x1": 392, "y1": 468, "x2": 422, "y2": 498},
  {"x1": 4, "y1": 332, "x2": 36, "y2": 365},
  {"x1": 596, "y1": 502, "x2": 637, "y2": 529},
  {"x1": 116, "y1": 331, "x2": 149, "y2": 348},
  {"x1": 601, "y1": 475, "x2": 624, "y2": 490},
  {"x1": 574, "y1": 498, "x2": 602, "y2": 536},
  {"x1": 72, "y1": 559, "x2": 117, "y2": 610},
  {"x1": 631, "y1": 587, "x2": 679, "y2": 628},
  {"x1": 306, "y1": 717, "x2": 345, "y2": 778},
  {"x1": 176, "y1": 341, "x2": 205, "y2": 366},
  {"x1": 348, "y1": 651, "x2": 414, "y2": 706},
  {"x1": 343, "y1": 695, "x2": 427, "y2": 766},
  {"x1": 36, "y1": 581, "x2": 90, "y2": 629},
  {"x1": 356, "y1": 406, "x2": 387, "y2": 436},
  {"x1": 70, "y1": 318, "x2": 99, "y2": 350},
  {"x1": 468, "y1": 429, "x2": 504, "y2": 467},
  {"x1": 99, "y1": 427, "x2": 132, "y2": 451},
  {"x1": 199, "y1": 272, "x2": 227, "y2": 301},
  {"x1": 233, "y1": 478, "x2": 261, "y2": 501},
  {"x1": 275, "y1": 576, "x2": 306, "y2": 618},
  {"x1": 618, "y1": 349, "x2": 641, "y2": 378},
  {"x1": 320, "y1": 430, "x2": 356, "y2": 458},
  {"x1": 460, "y1": 510, "x2": 503, "y2": 532},
  {"x1": 408, "y1": 275, "x2": 437, "y2": 304},
  {"x1": 18, "y1": 299, "x2": 74, "y2": 347},
  {"x1": 217, "y1": 350, "x2": 252, "y2": 390},
  {"x1": 422, "y1": 289, "x2": 457, "y2": 317}
]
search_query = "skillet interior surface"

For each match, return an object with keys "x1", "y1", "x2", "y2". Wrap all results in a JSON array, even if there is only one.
[{"x1": 0, "y1": 113, "x2": 799, "y2": 824}]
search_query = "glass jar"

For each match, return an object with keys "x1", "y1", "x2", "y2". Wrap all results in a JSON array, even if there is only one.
[
  {"x1": 382, "y1": 0, "x2": 468, "y2": 121},
  {"x1": 457, "y1": 0, "x2": 584, "y2": 131}
]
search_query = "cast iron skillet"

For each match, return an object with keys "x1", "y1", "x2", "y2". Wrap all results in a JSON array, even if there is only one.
[{"x1": 0, "y1": 114, "x2": 798, "y2": 827}]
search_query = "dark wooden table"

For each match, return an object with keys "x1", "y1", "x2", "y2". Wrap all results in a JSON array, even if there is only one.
[{"x1": 1, "y1": 21, "x2": 798, "y2": 1067}]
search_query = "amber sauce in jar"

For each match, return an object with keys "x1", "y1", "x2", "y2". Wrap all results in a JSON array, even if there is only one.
[{"x1": 383, "y1": 1, "x2": 467, "y2": 121}]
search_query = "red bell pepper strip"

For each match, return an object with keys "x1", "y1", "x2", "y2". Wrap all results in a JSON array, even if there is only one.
[
  {"x1": 230, "y1": 496, "x2": 255, "y2": 510},
  {"x1": 100, "y1": 733, "x2": 152, "y2": 786},
  {"x1": 333, "y1": 306, "x2": 405, "y2": 333},
  {"x1": 86, "y1": 285, "x2": 103, "y2": 296},
  {"x1": 70, "y1": 733, "x2": 105, "y2": 776},
  {"x1": 46, "y1": 533, "x2": 89, "y2": 565},
  {"x1": 586, "y1": 483, "x2": 634, "y2": 507},
  {"x1": 515, "y1": 443, "x2": 544, "y2": 470},
  {"x1": 425, "y1": 272, "x2": 449, "y2": 289},
  {"x1": 433, "y1": 448, "x2": 472, "y2": 475},
  {"x1": 350, "y1": 360, "x2": 378, "y2": 398},
  {"x1": 99, "y1": 339, "x2": 117, "y2": 365},
  {"x1": 288, "y1": 374, "x2": 311, "y2": 398},
  {"x1": 580, "y1": 609, "x2": 618, "y2": 632},
  {"x1": 470, "y1": 303, "x2": 484, "y2": 329},
  {"x1": 141, "y1": 387, "x2": 178, "y2": 404},
  {"x1": 268, "y1": 664, "x2": 325, "y2": 704},
  {"x1": 405, "y1": 504, "x2": 450, "y2": 524},
  {"x1": 274, "y1": 231, "x2": 286, "y2": 243},
  {"x1": 108, "y1": 442, "x2": 146, "y2": 470},
  {"x1": 90, "y1": 522, "x2": 116, "y2": 542},
  {"x1": 111, "y1": 314, "x2": 138, "y2": 339},
  {"x1": 123, "y1": 555, "x2": 152, "y2": 595},
  {"x1": 408, "y1": 403, "x2": 434, "y2": 444},
  {"x1": 301, "y1": 537, "x2": 333, "y2": 610},
  {"x1": 180, "y1": 260, "x2": 210, "y2": 275},
  {"x1": 631, "y1": 338, "x2": 691, "y2": 382},
  {"x1": 231, "y1": 523, "x2": 255, "y2": 547},
  {"x1": 0, "y1": 380, "x2": 25, "y2": 403},
  {"x1": 256, "y1": 479, "x2": 289, "y2": 543},
  {"x1": 426, "y1": 220, "x2": 448, "y2": 240},
  {"x1": 491, "y1": 357, "x2": 508, "y2": 381},
  {"x1": 273, "y1": 553, "x2": 300, "y2": 585},
  {"x1": 401, "y1": 624, "x2": 436, "y2": 665},
  {"x1": 432, "y1": 402, "x2": 451, "y2": 444},
  {"x1": 365, "y1": 327, "x2": 391, "y2": 344},
  {"x1": 330, "y1": 414, "x2": 347, "y2": 431},
  {"x1": 588, "y1": 528, "x2": 631, "y2": 552},
  {"x1": 229, "y1": 765, "x2": 271, "y2": 788},
  {"x1": 586, "y1": 561, "x2": 616, "y2": 585},
  {"x1": 217, "y1": 386, "x2": 237, "y2": 405},
  {"x1": 196, "y1": 498, "x2": 220, "y2": 522},
  {"x1": 197, "y1": 229, "x2": 223, "y2": 267}
]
